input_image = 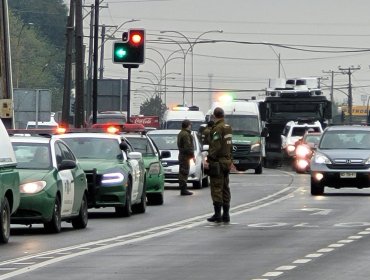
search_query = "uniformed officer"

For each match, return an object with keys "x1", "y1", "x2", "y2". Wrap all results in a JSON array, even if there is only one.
[
  {"x1": 177, "y1": 119, "x2": 194, "y2": 196},
  {"x1": 201, "y1": 120, "x2": 214, "y2": 146},
  {"x1": 206, "y1": 107, "x2": 232, "y2": 223}
]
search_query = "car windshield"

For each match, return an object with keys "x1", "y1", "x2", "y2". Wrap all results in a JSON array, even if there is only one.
[
  {"x1": 12, "y1": 143, "x2": 52, "y2": 170},
  {"x1": 128, "y1": 137, "x2": 156, "y2": 156},
  {"x1": 149, "y1": 133, "x2": 197, "y2": 151},
  {"x1": 166, "y1": 121, "x2": 204, "y2": 131},
  {"x1": 305, "y1": 134, "x2": 321, "y2": 145},
  {"x1": 224, "y1": 115, "x2": 259, "y2": 135},
  {"x1": 62, "y1": 137, "x2": 122, "y2": 159},
  {"x1": 319, "y1": 130, "x2": 370, "y2": 149}
]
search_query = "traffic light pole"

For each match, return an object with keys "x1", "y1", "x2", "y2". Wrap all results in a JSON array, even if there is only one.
[{"x1": 127, "y1": 67, "x2": 131, "y2": 123}]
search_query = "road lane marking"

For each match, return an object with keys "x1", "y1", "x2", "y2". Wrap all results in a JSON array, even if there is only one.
[
  {"x1": 0, "y1": 186, "x2": 296, "y2": 279},
  {"x1": 276, "y1": 265, "x2": 296, "y2": 270},
  {"x1": 317, "y1": 248, "x2": 334, "y2": 253},
  {"x1": 293, "y1": 259, "x2": 311, "y2": 264},
  {"x1": 263, "y1": 271, "x2": 283, "y2": 277},
  {"x1": 305, "y1": 253, "x2": 322, "y2": 258}
]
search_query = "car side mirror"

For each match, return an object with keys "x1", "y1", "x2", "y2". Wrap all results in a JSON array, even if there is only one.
[
  {"x1": 202, "y1": 144, "x2": 209, "y2": 151},
  {"x1": 128, "y1": 151, "x2": 142, "y2": 160},
  {"x1": 160, "y1": 150, "x2": 171, "y2": 159},
  {"x1": 58, "y1": 159, "x2": 77, "y2": 171}
]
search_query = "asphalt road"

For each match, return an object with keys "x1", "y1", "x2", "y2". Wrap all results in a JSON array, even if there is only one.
[{"x1": 2, "y1": 167, "x2": 370, "y2": 280}]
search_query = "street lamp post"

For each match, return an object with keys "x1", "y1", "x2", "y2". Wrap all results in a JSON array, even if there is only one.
[
  {"x1": 263, "y1": 42, "x2": 287, "y2": 79},
  {"x1": 158, "y1": 37, "x2": 187, "y2": 105},
  {"x1": 160, "y1": 30, "x2": 223, "y2": 105}
]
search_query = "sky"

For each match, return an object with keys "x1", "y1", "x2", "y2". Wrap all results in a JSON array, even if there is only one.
[{"x1": 78, "y1": 0, "x2": 370, "y2": 114}]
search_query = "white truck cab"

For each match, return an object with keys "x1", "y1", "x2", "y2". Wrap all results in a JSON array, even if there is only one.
[
  {"x1": 0, "y1": 119, "x2": 20, "y2": 243},
  {"x1": 162, "y1": 106, "x2": 205, "y2": 131}
]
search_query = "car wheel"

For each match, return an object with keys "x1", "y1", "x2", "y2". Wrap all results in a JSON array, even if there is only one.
[
  {"x1": 202, "y1": 176, "x2": 209, "y2": 188},
  {"x1": 0, "y1": 198, "x2": 10, "y2": 244},
  {"x1": 255, "y1": 163, "x2": 263, "y2": 174},
  {"x1": 44, "y1": 196, "x2": 62, "y2": 233},
  {"x1": 311, "y1": 178, "x2": 324, "y2": 196},
  {"x1": 193, "y1": 170, "x2": 203, "y2": 189},
  {"x1": 116, "y1": 180, "x2": 132, "y2": 217},
  {"x1": 132, "y1": 184, "x2": 146, "y2": 214},
  {"x1": 72, "y1": 193, "x2": 88, "y2": 229},
  {"x1": 147, "y1": 193, "x2": 164, "y2": 205}
]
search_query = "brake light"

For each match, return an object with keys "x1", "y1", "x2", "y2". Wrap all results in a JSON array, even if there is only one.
[
  {"x1": 56, "y1": 127, "x2": 67, "y2": 134},
  {"x1": 106, "y1": 126, "x2": 120, "y2": 134}
]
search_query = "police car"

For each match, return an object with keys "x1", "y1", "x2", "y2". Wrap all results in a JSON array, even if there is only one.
[
  {"x1": 147, "y1": 129, "x2": 208, "y2": 188},
  {"x1": 124, "y1": 132, "x2": 170, "y2": 205},
  {"x1": 54, "y1": 131, "x2": 146, "y2": 217},
  {"x1": 0, "y1": 120, "x2": 20, "y2": 243},
  {"x1": 9, "y1": 134, "x2": 88, "y2": 233}
]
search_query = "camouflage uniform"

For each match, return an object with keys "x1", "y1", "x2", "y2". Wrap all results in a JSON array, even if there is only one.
[
  {"x1": 207, "y1": 118, "x2": 232, "y2": 222},
  {"x1": 177, "y1": 128, "x2": 194, "y2": 193}
]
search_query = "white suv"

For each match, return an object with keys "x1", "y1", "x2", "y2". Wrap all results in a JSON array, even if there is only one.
[{"x1": 281, "y1": 120, "x2": 323, "y2": 157}]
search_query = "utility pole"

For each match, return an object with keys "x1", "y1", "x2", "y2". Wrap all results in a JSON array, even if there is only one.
[
  {"x1": 74, "y1": 0, "x2": 84, "y2": 128},
  {"x1": 92, "y1": 0, "x2": 100, "y2": 124},
  {"x1": 62, "y1": 0, "x2": 75, "y2": 127},
  {"x1": 86, "y1": 4, "x2": 94, "y2": 118},
  {"x1": 99, "y1": 24, "x2": 116, "y2": 79},
  {"x1": 338, "y1": 66, "x2": 361, "y2": 124}
]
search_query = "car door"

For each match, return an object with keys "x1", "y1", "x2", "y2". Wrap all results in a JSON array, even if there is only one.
[
  {"x1": 124, "y1": 142, "x2": 142, "y2": 201},
  {"x1": 54, "y1": 142, "x2": 75, "y2": 217}
]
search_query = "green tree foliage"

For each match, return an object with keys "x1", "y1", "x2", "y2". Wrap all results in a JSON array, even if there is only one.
[
  {"x1": 8, "y1": 0, "x2": 67, "y2": 47},
  {"x1": 8, "y1": 1, "x2": 68, "y2": 111},
  {"x1": 139, "y1": 95, "x2": 167, "y2": 122}
]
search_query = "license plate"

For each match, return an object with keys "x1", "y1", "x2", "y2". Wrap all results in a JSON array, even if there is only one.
[
  {"x1": 340, "y1": 172, "x2": 356, "y2": 178},
  {"x1": 233, "y1": 160, "x2": 239, "y2": 164},
  {"x1": 164, "y1": 168, "x2": 172, "y2": 173}
]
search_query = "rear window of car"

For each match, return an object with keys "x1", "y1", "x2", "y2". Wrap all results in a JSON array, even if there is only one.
[{"x1": 292, "y1": 126, "x2": 321, "y2": 136}]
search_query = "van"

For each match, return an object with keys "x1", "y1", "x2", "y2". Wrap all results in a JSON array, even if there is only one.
[
  {"x1": 162, "y1": 106, "x2": 205, "y2": 131},
  {"x1": 207, "y1": 100, "x2": 267, "y2": 174},
  {"x1": 0, "y1": 119, "x2": 20, "y2": 243}
]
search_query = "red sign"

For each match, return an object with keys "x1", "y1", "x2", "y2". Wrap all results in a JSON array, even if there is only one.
[{"x1": 130, "y1": 116, "x2": 159, "y2": 128}]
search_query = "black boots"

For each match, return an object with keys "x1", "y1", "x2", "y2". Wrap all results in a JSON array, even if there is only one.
[
  {"x1": 207, "y1": 203, "x2": 230, "y2": 223},
  {"x1": 207, "y1": 203, "x2": 222, "y2": 223},
  {"x1": 180, "y1": 182, "x2": 193, "y2": 196},
  {"x1": 222, "y1": 204, "x2": 230, "y2": 223}
]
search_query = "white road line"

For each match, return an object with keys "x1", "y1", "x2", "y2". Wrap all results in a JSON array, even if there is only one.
[
  {"x1": 329, "y1": 243, "x2": 345, "y2": 248},
  {"x1": 276, "y1": 265, "x2": 296, "y2": 271},
  {"x1": 338, "y1": 239, "x2": 354, "y2": 243},
  {"x1": 293, "y1": 259, "x2": 311, "y2": 264},
  {"x1": 348, "y1": 235, "x2": 363, "y2": 239},
  {"x1": 263, "y1": 271, "x2": 284, "y2": 277},
  {"x1": 317, "y1": 248, "x2": 334, "y2": 253},
  {"x1": 358, "y1": 231, "x2": 370, "y2": 235},
  {"x1": 305, "y1": 253, "x2": 322, "y2": 258}
]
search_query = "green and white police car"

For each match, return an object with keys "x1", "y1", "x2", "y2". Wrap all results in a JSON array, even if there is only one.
[
  {"x1": 0, "y1": 120, "x2": 20, "y2": 243},
  {"x1": 125, "y1": 133, "x2": 170, "y2": 205},
  {"x1": 10, "y1": 135, "x2": 88, "y2": 233},
  {"x1": 55, "y1": 132, "x2": 146, "y2": 217}
]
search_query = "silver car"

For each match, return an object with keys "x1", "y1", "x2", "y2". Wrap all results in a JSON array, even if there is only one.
[
  {"x1": 310, "y1": 125, "x2": 370, "y2": 195},
  {"x1": 147, "y1": 129, "x2": 208, "y2": 189}
]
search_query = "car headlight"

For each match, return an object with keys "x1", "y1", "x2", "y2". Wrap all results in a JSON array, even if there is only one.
[
  {"x1": 148, "y1": 162, "x2": 160, "y2": 175},
  {"x1": 296, "y1": 145, "x2": 310, "y2": 158},
  {"x1": 251, "y1": 143, "x2": 261, "y2": 152},
  {"x1": 101, "y1": 173, "x2": 125, "y2": 186},
  {"x1": 20, "y1": 181, "x2": 47, "y2": 194},
  {"x1": 365, "y1": 158, "x2": 370, "y2": 164},
  {"x1": 286, "y1": 145, "x2": 295, "y2": 153},
  {"x1": 313, "y1": 153, "x2": 331, "y2": 164}
]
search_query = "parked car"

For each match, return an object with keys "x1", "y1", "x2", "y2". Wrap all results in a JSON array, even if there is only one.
[
  {"x1": 54, "y1": 132, "x2": 146, "y2": 216},
  {"x1": 10, "y1": 135, "x2": 88, "y2": 233},
  {"x1": 124, "y1": 133, "x2": 170, "y2": 205},
  {"x1": 147, "y1": 129, "x2": 208, "y2": 189},
  {"x1": 310, "y1": 126, "x2": 370, "y2": 195}
]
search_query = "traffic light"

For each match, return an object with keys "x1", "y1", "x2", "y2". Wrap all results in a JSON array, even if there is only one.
[{"x1": 112, "y1": 29, "x2": 145, "y2": 65}]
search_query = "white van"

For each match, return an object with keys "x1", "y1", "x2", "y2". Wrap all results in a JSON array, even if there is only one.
[
  {"x1": 207, "y1": 100, "x2": 267, "y2": 174},
  {"x1": 162, "y1": 106, "x2": 205, "y2": 131}
]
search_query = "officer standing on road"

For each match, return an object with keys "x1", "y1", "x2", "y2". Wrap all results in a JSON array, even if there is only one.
[
  {"x1": 177, "y1": 119, "x2": 194, "y2": 196},
  {"x1": 201, "y1": 120, "x2": 214, "y2": 146},
  {"x1": 206, "y1": 107, "x2": 233, "y2": 223}
]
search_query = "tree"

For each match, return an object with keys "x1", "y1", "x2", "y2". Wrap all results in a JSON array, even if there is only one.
[{"x1": 140, "y1": 95, "x2": 167, "y2": 122}]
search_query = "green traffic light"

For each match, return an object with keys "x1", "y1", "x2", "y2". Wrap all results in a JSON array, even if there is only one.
[{"x1": 115, "y1": 48, "x2": 127, "y2": 59}]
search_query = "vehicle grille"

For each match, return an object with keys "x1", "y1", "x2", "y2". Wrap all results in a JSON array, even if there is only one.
[
  {"x1": 328, "y1": 159, "x2": 369, "y2": 170},
  {"x1": 165, "y1": 174, "x2": 179, "y2": 179},
  {"x1": 232, "y1": 144, "x2": 251, "y2": 158}
]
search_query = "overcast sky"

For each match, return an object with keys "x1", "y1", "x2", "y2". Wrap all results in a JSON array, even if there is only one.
[{"x1": 79, "y1": 0, "x2": 370, "y2": 113}]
